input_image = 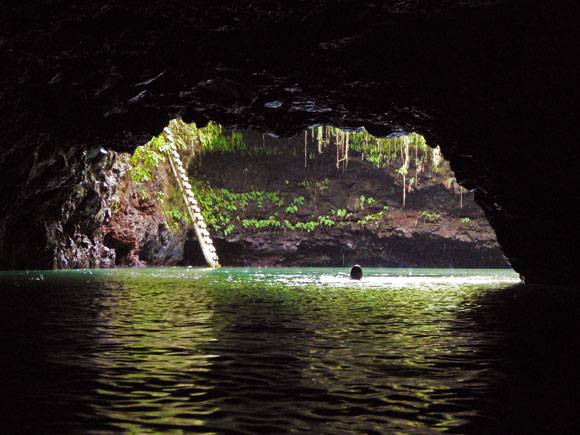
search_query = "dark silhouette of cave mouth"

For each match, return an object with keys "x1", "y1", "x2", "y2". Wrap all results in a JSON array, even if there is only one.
[{"x1": 1, "y1": 1, "x2": 578, "y2": 284}]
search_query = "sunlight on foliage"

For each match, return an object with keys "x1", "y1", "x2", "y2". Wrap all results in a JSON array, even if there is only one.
[{"x1": 126, "y1": 118, "x2": 463, "y2": 235}]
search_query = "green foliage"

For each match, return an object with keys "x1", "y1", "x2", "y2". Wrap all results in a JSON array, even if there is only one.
[
  {"x1": 359, "y1": 195, "x2": 376, "y2": 210},
  {"x1": 331, "y1": 208, "x2": 352, "y2": 222},
  {"x1": 191, "y1": 177, "x2": 399, "y2": 234},
  {"x1": 240, "y1": 215, "x2": 334, "y2": 233},
  {"x1": 285, "y1": 196, "x2": 305, "y2": 214},
  {"x1": 126, "y1": 119, "x2": 462, "y2": 239},
  {"x1": 357, "y1": 211, "x2": 385, "y2": 225},
  {"x1": 128, "y1": 119, "x2": 250, "y2": 192},
  {"x1": 129, "y1": 136, "x2": 167, "y2": 183},
  {"x1": 242, "y1": 216, "x2": 281, "y2": 230},
  {"x1": 111, "y1": 198, "x2": 121, "y2": 213},
  {"x1": 285, "y1": 204, "x2": 298, "y2": 214},
  {"x1": 418, "y1": 210, "x2": 441, "y2": 223},
  {"x1": 138, "y1": 188, "x2": 150, "y2": 202},
  {"x1": 314, "y1": 126, "x2": 439, "y2": 173},
  {"x1": 191, "y1": 180, "x2": 288, "y2": 233},
  {"x1": 318, "y1": 215, "x2": 335, "y2": 227},
  {"x1": 168, "y1": 206, "x2": 184, "y2": 222},
  {"x1": 196, "y1": 122, "x2": 246, "y2": 154},
  {"x1": 308, "y1": 126, "x2": 454, "y2": 208},
  {"x1": 294, "y1": 221, "x2": 318, "y2": 232},
  {"x1": 160, "y1": 189, "x2": 191, "y2": 231},
  {"x1": 461, "y1": 217, "x2": 471, "y2": 225}
]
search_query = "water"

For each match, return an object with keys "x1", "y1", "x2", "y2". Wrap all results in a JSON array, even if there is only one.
[{"x1": 1, "y1": 267, "x2": 579, "y2": 433}]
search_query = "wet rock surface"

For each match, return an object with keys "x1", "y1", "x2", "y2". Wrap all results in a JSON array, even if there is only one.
[{"x1": 1, "y1": 1, "x2": 578, "y2": 282}]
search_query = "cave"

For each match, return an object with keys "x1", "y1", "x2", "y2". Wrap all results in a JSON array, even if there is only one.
[
  {"x1": 3, "y1": 2, "x2": 580, "y2": 432},
  {"x1": 1, "y1": 2, "x2": 579, "y2": 284},
  {"x1": 110, "y1": 123, "x2": 507, "y2": 269}
]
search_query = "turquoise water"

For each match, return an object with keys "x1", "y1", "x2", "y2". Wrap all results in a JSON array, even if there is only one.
[{"x1": 3, "y1": 267, "x2": 579, "y2": 433}]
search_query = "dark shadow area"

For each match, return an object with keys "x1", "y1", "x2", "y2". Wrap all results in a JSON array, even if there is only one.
[
  {"x1": 0, "y1": 273, "x2": 115, "y2": 432},
  {"x1": 181, "y1": 228, "x2": 206, "y2": 266},
  {"x1": 456, "y1": 283, "x2": 580, "y2": 434},
  {"x1": 103, "y1": 233, "x2": 130, "y2": 264}
]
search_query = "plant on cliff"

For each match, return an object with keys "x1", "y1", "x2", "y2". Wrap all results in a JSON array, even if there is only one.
[
  {"x1": 126, "y1": 119, "x2": 467, "y2": 241},
  {"x1": 418, "y1": 210, "x2": 441, "y2": 223},
  {"x1": 285, "y1": 196, "x2": 305, "y2": 214},
  {"x1": 129, "y1": 119, "x2": 249, "y2": 186},
  {"x1": 359, "y1": 195, "x2": 376, "y2": 210},
  {"x1": 308, "y1": 126, "x2": 452, "y2": 208},
  {"x1": 331, "y1": 208, "x2": 352, "y2": 222},
  {"x1": 129, "y1": 136, "x2": 167, "y2": 183},
  {"x1": 357, "y1": 210, "x2": 386, "y2": 226},
  {"x1": 318, "y1": 215, "x2": 335, "y2": 227}
]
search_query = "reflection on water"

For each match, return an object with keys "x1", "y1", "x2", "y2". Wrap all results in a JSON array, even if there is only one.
[{"x1": 1, "y1": 268, "x2": 579, "y2": 433}]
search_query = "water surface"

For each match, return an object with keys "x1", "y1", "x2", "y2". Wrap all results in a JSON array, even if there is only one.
[{"x1": 1, "y1": 268, "x2": 579, "y2": 433}]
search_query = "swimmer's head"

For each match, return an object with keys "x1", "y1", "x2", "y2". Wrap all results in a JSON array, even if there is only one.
[{"x1": 350, "y1": 264, "x2": 363, "y2": 280}]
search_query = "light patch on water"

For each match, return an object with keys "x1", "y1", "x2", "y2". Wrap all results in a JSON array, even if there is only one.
[
  {"x1": 317, "y1": 272, "x2": 519, "y2": 289},
  {"x1": 206, "y1": 267, "x2": 520, "y2": 291},
  {"x1": 1, "y1": 267, "x2": 519, "y2": 291}
]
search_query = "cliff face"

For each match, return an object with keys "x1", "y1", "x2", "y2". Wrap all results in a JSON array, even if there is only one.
[
  {"x1": 200, "y1": 148, "x2": 506, "y2": 268},
  {"x1": 102, "y1": 155, "x2": 186, "y2": 267},
  {"x1": 0, "y1": 144, "x2": 124, "y2": 269},
  {"x1": 1, "y1": 1, "x2": 578, "y2": 282},
  {"x1": 103, "y1": 142, "x2": 506, "y2": 268}
]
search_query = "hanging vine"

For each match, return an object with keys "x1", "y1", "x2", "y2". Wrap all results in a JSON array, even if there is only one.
[
  {"x1": 309, "y1": 126, "x2": 447, "y2": 207},
  {"x1": 131, "y1": 120, "x2": 457, "y2": 211}
]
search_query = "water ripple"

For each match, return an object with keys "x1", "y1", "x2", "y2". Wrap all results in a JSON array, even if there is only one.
[{"x1": 4, "y1": 267, "x2": 570, "y2": 434}]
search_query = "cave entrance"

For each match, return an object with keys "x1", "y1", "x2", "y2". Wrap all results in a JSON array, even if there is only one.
[{"x1": 104, "y1": 120, "x2": 507, "y2": 269}]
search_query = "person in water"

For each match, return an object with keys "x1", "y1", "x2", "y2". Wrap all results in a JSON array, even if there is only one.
[{"x1": 350, "y1": 264, "x2": 363, "y2": 280}]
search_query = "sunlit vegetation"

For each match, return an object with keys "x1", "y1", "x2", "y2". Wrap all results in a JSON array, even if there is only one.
[
  {"x1": 126, "y1": 119, "x2": 467, "y2": 235},
  {"x1": 418, "y1": 210, "x2": 441, "y2": 223},
  {"x1": 128, "y1": 119, "x2": 244, "y2": 183},
  {"x1": 307, "y1": 126, "x2": 449, "y2": 208},
  {"x1": 189, "y1": 180, "x2": 392, "y2": 235}
]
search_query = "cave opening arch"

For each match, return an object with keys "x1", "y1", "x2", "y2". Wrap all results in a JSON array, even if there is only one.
[
  {"x1": 102, "y1": 120, "x2": 508, "y2": 270},
  {"x1": 1, "y1": 1, "x2": 578, "y2": 284}
]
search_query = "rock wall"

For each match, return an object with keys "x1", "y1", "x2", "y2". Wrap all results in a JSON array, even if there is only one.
[
  {"x1": 103, "y1": 144, "x2": 506, "y2": 268},
  {"x1": 214, "y1": 226, "x2": 504, "y2": 268},
  {"x1": 102, "y1": 158, "x2": 187, "y2": 267},
  {"x1": 0, "y1": 143, "x2": 124, "y2": 269}
]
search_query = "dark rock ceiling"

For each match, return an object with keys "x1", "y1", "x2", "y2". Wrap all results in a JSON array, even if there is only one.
[{"x1": 1, "y1": 1, "x2": 579, "y2": 284}]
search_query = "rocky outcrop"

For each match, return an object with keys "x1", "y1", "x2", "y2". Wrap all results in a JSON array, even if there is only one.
[
  {"x1": 106, "y1": 208, "x2": 505, "y2": 269},
  {"x1": 0, "y1": 144, "x2": 123, "y2": 269},
  {"x1": 102, "y1": 167, "x2": 187, "y2": 267},
  {"x1": 1, "y1": 2, "x2": 578, "y2": 283},
  {"x1": 213, "y1": 221, "x2": 504, "y2": 268}
]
